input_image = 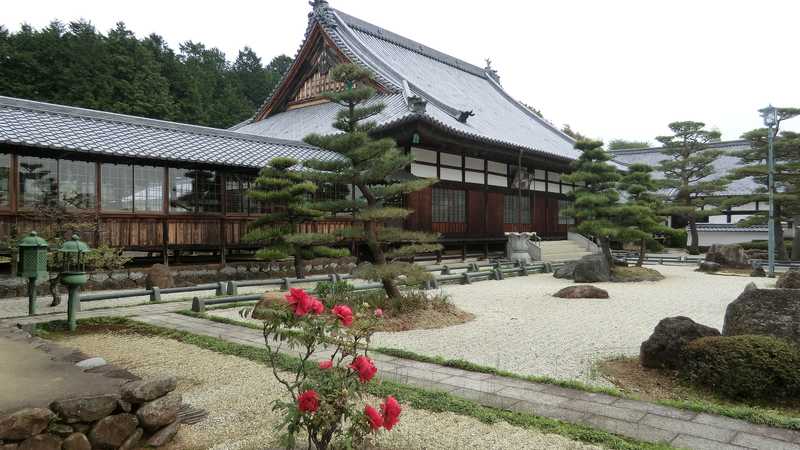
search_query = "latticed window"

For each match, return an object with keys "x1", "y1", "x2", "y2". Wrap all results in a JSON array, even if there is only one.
[
  {"x1": 504, "y1": 194, "x2": 531, "y2": 224},
  {"x1": 18, "y1": 156, "x2": 58, "y2": 208},
  {"x1": 0, "y1": 153, "x2": 9, "y2": 207},
  {"x1": 432, "y1": 188, "x2": 465, "y2": 223},
  {"x1": 169, "y1": 168, "x2": 221, "y2": 213},
  {"x1": 558, "y1": 199, "x2": 575, "y2": 225},
  {"x1": 134, "y1": 166, "x2": 164, "y2": 212},
  {"x1": 101, "y1": 163, "x2": 134, "y2": 211}
]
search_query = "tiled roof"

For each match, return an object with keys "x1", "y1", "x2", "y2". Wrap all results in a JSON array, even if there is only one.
[
  {"x1": 0, "y1": 96, "x2": 338, "y2": 168},
  {"x1": 609, "y1": 140, "x2": 759, "y2": 196},
  {"x1": 235, "y1": 5, "x2": 580, "y2": 162},
  {"x1": 695, "y1": 223, "x2": 769, "y2": 232}
]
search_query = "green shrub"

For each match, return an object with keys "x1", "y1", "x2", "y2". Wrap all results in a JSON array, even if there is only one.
[
  {"x1": 314, "y1": 281, "x2": 450, "y2": 316},
  {"x1": 313, "y1": 280, "x2": 354, "y2": 305},
  {"x1": 664, "y1": 229, "x2": 688, "y2": 249},
  {"x1": 646, "y1": 240, "x2": 665, "y2": 252},
  {"x1": 681, "y1": 335, "x2": 800, "y2": 400}
]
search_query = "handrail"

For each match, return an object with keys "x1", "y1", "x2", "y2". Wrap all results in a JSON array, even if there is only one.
[{"x1": 567, "y1": 232, "x2": 600, "y2": 254}]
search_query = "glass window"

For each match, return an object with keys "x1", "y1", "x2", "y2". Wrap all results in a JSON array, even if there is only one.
[
  {"x1": 432, "y1": 188, "x2": 465, "y2": 223},
  {"x1": 170, "y1": 168, "x2": 220, "y2": 213},
  {"x1": 134, "y1": 166, "x2": 164, "y2": 212},
  {"x1": 0, "y1": 154, "x2": 9, "y2": 207},
  {"x1": 558, "y1": 200, "x2": 575, "y2": 225},
  {"x1": 226, "y1": 174, "x2": 258, "y2": 214},
  {"x1": 101, "y1": 164, "x2": 134, "y2": 211},
  {"x1": 504, "y1": 194, "x2": 531, "y2": 224},
  {"x1": 58, "y1": 159, "x2": 96, "y2": 208},
  {"x1": 18, "y1": 156, "x2": 58, "y2": 208}
]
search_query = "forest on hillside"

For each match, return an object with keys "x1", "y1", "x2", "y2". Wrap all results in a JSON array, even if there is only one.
[{"x1": 0, "y1": 20, "x2": 292, "y2": 128}]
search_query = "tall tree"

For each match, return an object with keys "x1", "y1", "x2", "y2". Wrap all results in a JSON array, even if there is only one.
[
  {"x1": 562, "y1": 140, "x2": 621, "y2": 263},
  {"x1": 244, "y1": 157, "x2": 347, "y2": 279},
  {"x1": 616, "y1": 163, "x2": 671, "y2": 266},
  {"x1": 725, "y1": 108, "x2": 800, "y2": 260},
  {"x1": 656, "y1": 121, "x2": 728, "y2": 254},
  {"x1": 302, "y1": 64, "x2": 441, "y2": 299},
  {"x1": 608, "y1": 139, "x2": 650, "y2": 150},
  {"x1": 561, "y1": 124, "x2": 588, "y2": 141}
]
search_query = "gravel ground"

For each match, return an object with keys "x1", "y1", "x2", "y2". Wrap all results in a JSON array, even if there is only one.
[
  {"x1": 371, "y1": 266, "x2": 775, "y2": 385},
  {"x1": 58, "y1": 333, "x2": 600, "y2": 450}
]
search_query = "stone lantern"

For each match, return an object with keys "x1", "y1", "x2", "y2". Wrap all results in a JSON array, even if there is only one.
[
  {"x1": 17, "y1": 231, "x2": 49, "y2": 315},
  {"x1": 58, "y1": 234, "x2": 90, "y2": 331}
]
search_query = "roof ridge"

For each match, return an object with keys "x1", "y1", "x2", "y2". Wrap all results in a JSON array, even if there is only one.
[
  {"x1": 331, "y1": 8, "x2": 487, "y2": 78},
  {"x1": 0, "y1": 96, "x2": 317, "y2": 149},
  {"x1": 608, "y1": 139, "x2": 749, "y2": 154}
]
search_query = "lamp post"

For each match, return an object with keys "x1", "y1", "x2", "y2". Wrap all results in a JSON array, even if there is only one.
[
  {"x1": 759, "y1": 105, "x2": 778, "y2": 277},
  {"x1": 58, "y1": 234, "x2": 90, "y2": 331}
]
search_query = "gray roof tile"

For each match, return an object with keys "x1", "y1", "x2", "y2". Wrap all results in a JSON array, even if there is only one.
[{"x1": 0, "y1": 96, "x2": 338, "y2": 168}]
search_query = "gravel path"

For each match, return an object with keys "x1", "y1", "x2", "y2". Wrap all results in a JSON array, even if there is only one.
[
  {"x1": 58, "y1": 333, "x2": 599, "y2": 450},
  {"x1": 372, "y1": 266, "x2": 775, "y2": 385}
]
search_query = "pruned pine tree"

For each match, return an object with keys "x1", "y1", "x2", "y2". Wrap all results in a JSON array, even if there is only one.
[
  {"x1": 725, "y1": 108, "x2": 800, "y2": 260},
  {"x1": 302, "y1": 64, "x2": 441, "y2": 299},
  {"x1": 245, "y1": 157, "x2": 348, "y2": 279},
  {"x1": 562, "y1": 140, "x2": 620, "y2": 264},
  {"x1": 616, "y1": 163, "x2": 671, "y2": 266},
  {"x1": 656, "y1": 121, "x2": 729, "y2": 255}
]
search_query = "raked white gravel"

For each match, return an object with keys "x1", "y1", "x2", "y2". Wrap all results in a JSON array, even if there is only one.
[{"x1": 371, "y1": 265, "x2": 775, "y2": 385}]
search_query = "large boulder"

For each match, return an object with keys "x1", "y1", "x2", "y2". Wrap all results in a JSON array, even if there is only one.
[
  {"x1": 573, "y1": 254, "x2": 611, "y2": 283},
  {"x1": 136, "y1": 393, "x2": 181, "y2": 430},
  {"x1": 120, "y1": 376, "x2": 176, "y2": 404},
  {"x1": 0, "y1": 409, "x2": 55, "y2": 441},
  {"x1": 640, "y1": 316, "x2": 721, "y2": 369},
  {"x1": 145, "y1": 264, "x2": 174, "y2": 289},
  {"x1": 776, "y1": 269, "x2": 800, "y2": 289},
  {"x1": 50, "y1": 395, "x2": 119, "y2": 423},
  {"x1": 146, "y1": 420, "x2": 180, "y2": 447},
  {"x1": 723, "y1": 287, "x2": 800, "y2": 346},
  {"x1": 17, "y1": 434, "x2": 61, "y2": 450},
  {"x1": 88, "y1": 414, "x2": 138, "y2": 450},
  {"x1": 698, "y1": 261, "x2": 721, "y2": 273},
  {"x1": 61, "y1": 433, "x2": 91, "y2": 450},
  {"x1": 706, "y1": 244, "x2": 749, "y2": 268},
  {"x1": 553, "y1": 261, "x2": 577, "y2": 280},
  {"x1": 553, "y1": 285, "x2": 609, "y2": 299}
]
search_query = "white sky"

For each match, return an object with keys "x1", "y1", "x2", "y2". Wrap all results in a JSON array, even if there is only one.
[{"x1": 4, "y1": 0, "x2": 800, "y2": 144}]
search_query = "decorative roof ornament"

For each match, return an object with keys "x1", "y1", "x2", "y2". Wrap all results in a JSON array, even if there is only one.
[
  {"x1": 309, "y1": 0, "x2": 330, "y2": 17},
  {"x1": 408, "y1": 95, "x2": 428, "y2": 114},
  {"x1": 457, "y1": 110, "x2": 475, "y2": 123},
  {"x1": 484, "y1": 58, "x2": 501, "y2": 84}
]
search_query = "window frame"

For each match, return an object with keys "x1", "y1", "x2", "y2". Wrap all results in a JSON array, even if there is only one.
[{"x1": 432, "y1": 187, "x2": 466, "y2": 224}]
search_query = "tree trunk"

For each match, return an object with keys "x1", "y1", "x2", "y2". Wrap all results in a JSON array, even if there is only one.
[
  {"x1": 293, "y1": 251, "x2": 305, "y2": 280},
  {"x1": 365, "y1": 221, "x2": 401, "y2": 299},
  {"x1": 637, "y1": 238, "x2": 646, "y2": 267},
  {"x1": 793, "y1": 216, "x2": 800, "y2": 261},
  {"x1": 687, "y1": 215, "x2": 700, "y2": 255},
  {"x1": 774, "y1": 206, "x2": 787, "y2": 260},
  {"x1": 600, "y1": 237, "x2": 613, "y2": 266}
]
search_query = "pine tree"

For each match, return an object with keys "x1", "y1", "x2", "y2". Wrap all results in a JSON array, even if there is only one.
[
  {"x1": 562, "y1": 140, "x2": 621, "y2": 264},
  {"x1": 725, "y1": 108, "x2": 800, "y2": 260},
  {"x1": 656, "y1": 121, "x2": 729, "y2": 254},
  {"x1": 616, "y1": 163, "x2": 671, "y2": 266},
  {"x1": 302, "y1": 64, "x2": 441, "y2": 299},
  {"x1": 244, "y1": 157, "x2": 348, "y2": 279}
]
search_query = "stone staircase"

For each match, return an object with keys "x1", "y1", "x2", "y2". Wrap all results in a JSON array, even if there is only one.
[{"x1": 538, "y1": 240, "x2": 594, "y2": 263}]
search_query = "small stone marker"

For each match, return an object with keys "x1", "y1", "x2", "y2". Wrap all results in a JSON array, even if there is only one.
[{"x1": 75, "y1": 357, "x2": 107, "y2": 370}]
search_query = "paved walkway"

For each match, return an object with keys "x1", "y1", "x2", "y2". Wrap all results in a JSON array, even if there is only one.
[{"x1": 4, "y1": 301, "x2": 800, "y2": 450}]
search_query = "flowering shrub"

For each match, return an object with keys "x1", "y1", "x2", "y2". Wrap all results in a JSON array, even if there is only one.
[{"x1": 261, "y1": 288, "x2": 402, "y2": 449}]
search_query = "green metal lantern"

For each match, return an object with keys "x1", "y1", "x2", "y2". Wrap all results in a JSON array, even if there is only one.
[
  {"x1": 58, "y1": 234, "x2": 90, "y2": 331},
  {"x1": 17, "y1": 231, "x2": 49, "y2": 315}
]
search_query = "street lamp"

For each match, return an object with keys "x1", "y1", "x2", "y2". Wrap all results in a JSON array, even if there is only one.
[{"x1": 759, "y1": 105, "x2": 778, "y2": 277}]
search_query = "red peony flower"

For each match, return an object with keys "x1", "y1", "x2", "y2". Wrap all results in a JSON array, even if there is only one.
[
  {"x1": 364, "y1": 405, "x2": 383, "y2": 431},
  {"x1": 331, "y1": 304, "x2": 354, "y2": 327},
  {"x1": 349, "y1": 355, "x2": 377, "y2": 383},
  {"x1": 318, "y1": 360, "x2": 333, "y2": 370},
  {"x1": 380, "y1": 395, "x2": 401, "y2": 430},
  {"x1": 285, "y1": 288, "x2": 313, "y2": 316},
  {"x1": 310, "y1": 298, "x2": 325, "y2": 315},
  {"x1": 374, "y1": 308, "x2": 384, "y2": 318},
  {"x1": 297, "y1": 390, "x2": 320, "y2": 413}
]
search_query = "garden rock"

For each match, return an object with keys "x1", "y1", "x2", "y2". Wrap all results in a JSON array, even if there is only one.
[
  {"x1": 698, "y1": 261, "x2": 720, "y2": 273},
  {"x1": 45, "y1": 423, "x2": 72, "y2": 438},
  {"x1": 120, "y1": 376, "x2": 176, "y2": 403},
  {"x1": 572, "y1": 254, "x2": 610, "y2": 283},
  {"x1": 146, "y1": 420, "x2": 179, "y2": 447},
  {"x1": 776, "y1": 269, "x2": 800, "y2": 289},
  {"x1": 1, "y1": 444, "x2": 18, "y2": 450},
  {"x1": 145, "y1": 264, "x2": 174, "y2": 289},
  {"x1": 17, "y1": 434, "x2": 61, "y2": 450},
  {"x1": 0, "y1": 409, "x2": 55, "y2": 441},
  {"x1": 553, "y1": 285, "x2": 609, "y2": 299},
  {"x1": 75, "y1": 357, "x2": 106, "y2": 370},
  {"x1": 118, "y1": 428, "x2": 142, "y2": 450},
  {"x1": 88, "y1": 414, "x2": 138, "y2": 450},
  {"x1": 750, "y1": 266, "x2": 766, "y2": 277},
  {"x1": 640, "y1": 316, "x2": 721, "y2": 369},
  {"x1": 723, "y1": 287, "x2": 800, "y2": 346},
  {"x1": 705, "y1": 244, "x2": 749, "y2": 268},
  {"x1": 136, "y1": 393, "x2": 181, "y2": 430},
  {"x1": 552, "y1": 261, "x2": 577, "y2": 279},
  {"x1": 61, "y1": 433, "x2": 90, "y2": 450},
  {"x1": 50, "y1": 395, "x2": 119, "y2": 423}
]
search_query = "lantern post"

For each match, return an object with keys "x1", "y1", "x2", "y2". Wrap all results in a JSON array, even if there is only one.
[
  {"x1": 16, "y1": 231, "x2": 50, "y2": 315},
  {"x1": 58, "y1": 234, "x2": 90, "y2": 331}
]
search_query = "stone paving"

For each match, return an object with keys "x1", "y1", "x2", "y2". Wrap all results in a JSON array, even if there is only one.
[{"x1": 4, "y1": 301, "x2": 800, "y2": 449}]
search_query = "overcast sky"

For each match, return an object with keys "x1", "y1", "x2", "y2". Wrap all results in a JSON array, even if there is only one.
[{"x1": 4, "y1": 0, "x2": 800, "y2": 144}]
